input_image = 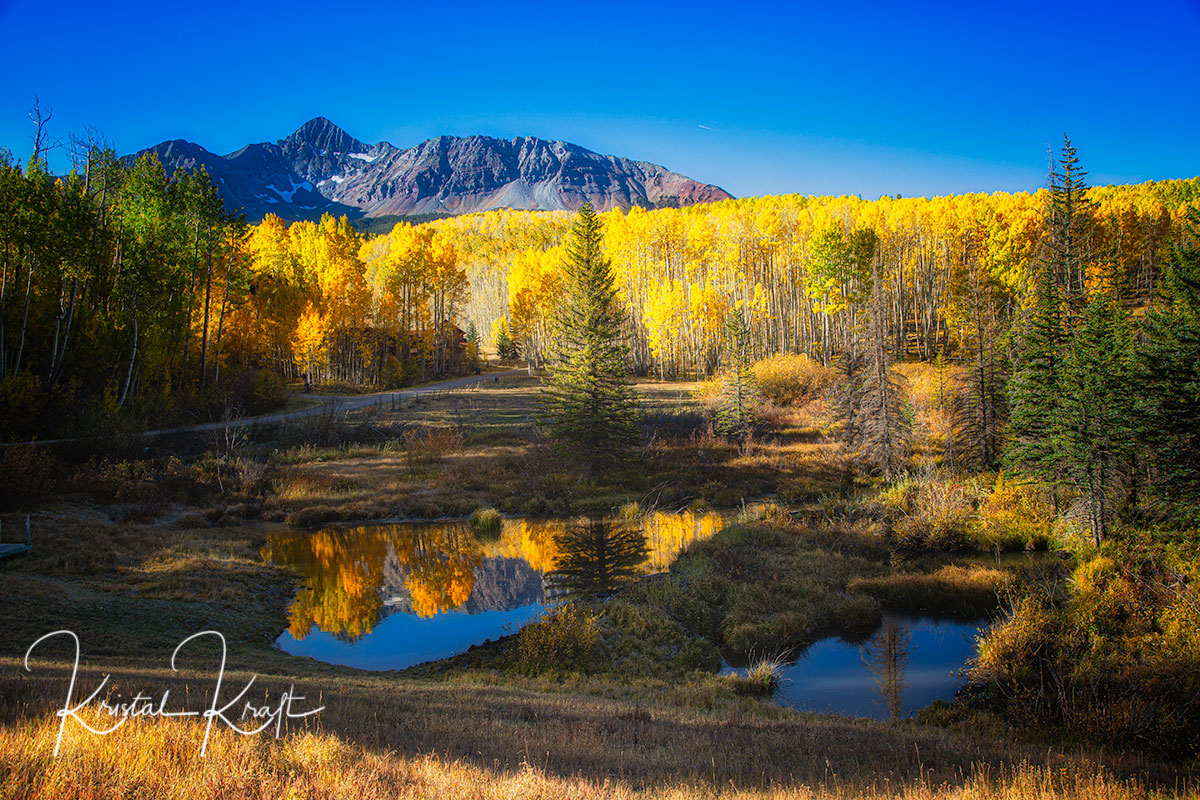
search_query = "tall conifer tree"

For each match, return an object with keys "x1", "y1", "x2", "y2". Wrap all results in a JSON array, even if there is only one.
[
  {"x1": 1006, "y1": 137, "x2": 1138, "y2": 544},
  {"x1": 1006, "y1": 136, "x2": 1092, "y2": 492},
  {"x1": 716, "y1": 305, "x2": 760, "y2": 438},
  {"x1": 542, "y1": 203, "x2": 638, "y2": 478},
  {"x1": 1055, "y1": 294, "x2": 1136, "y2": 545},
  {"x1": 1138, "y1": 206, "x2": 1200, "y2": 508},
  {"x1": 844, "y1": 255, "x2": 911, "y2": 481}
]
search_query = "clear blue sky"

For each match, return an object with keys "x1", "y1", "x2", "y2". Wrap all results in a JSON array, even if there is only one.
[{"x1": 1, "y1": 0, "x2": 1197, "y2": 199}]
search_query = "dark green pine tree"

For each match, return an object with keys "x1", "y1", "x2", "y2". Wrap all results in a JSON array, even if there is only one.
[
  {"x1": 494, "y1": 319, "x2": 520, "y2": 360},
  {"x1": 1046, "y1": 136, "x2": 1096, "y2": 323},
  {"x1": 1004, "y1": 239, "x2": 1065, "y2": 487},
  {"x1": 716, "y1": 305, "x2": 761, "y2": 438},
  {"x1": 1054, "y1": 294, "x2": 1136, "y2": 546},
  {"x1": 464, "y1": 320, "x2": 481, "y2": 369},
  {"x1": 1138, "y1": 206, "x2": 1200, "y2": 510},
  {"x1": 1005, "y1": 136, "x2": 1093, "y2": 494},
  {"x1": 542, "y1": 203, "x2": 639, "y2": 479}
]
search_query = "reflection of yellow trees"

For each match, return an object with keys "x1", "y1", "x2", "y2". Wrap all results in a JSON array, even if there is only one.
[
  {"x1": 263, "y1": 527, "x2": 391, "y2": 642},
  {"x1": 643, "y1": 511, "x2": 723, "y2": 572},
  {"x1": 484, "y1": 512, "x2": 723, "y2": 574},
  {"x1": 262, "y1": 511, "x2": 727, "y2": 639},
  {"x1": 263, "y1": 523, "x2": 484, "y2": 637},
  {"x1": 487, "y1": 520, "x2": 564, "y2": 573},
  {"x1": 391, "y1": 525, "x2": 481, "y2": 619}
]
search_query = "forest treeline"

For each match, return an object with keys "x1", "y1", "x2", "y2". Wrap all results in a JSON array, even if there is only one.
[
  {"x1": 436, "y1": 176, "x2": 1198, "y2": 376},
  {"x1": 0, "y1": 145, "x2": 472, "y2": 439},
  {"x1": 2, "y1": 129, "x2": 1197, "y2": 441}
]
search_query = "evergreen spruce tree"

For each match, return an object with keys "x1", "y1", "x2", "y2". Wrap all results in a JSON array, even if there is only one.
[
  {"x1": 494, "y1": 318, "x2": 519, "y2": 360},
  {"x1": 1004, "y1": 242, "x2": 1065, "y2": 485},
  {"x1": 1046, "y1": 136, "x2": 1096, "y2": 323},
  {"x1": 464, "y1": 319, "x2": 481, "y2": 370},
  {"x1": 1055, "y1": 294, "x2": 1136, "y2": 546},
  {"x1": 716, "y1": 305, "x2": 761, "y2": 438},
  {"x1": 542, "y1": 203, "x2": 639, "y2": 479},
  {"x1": 1006, "y1": 136, "x2": 1092, "y2": 494},
  {"x1": 1006, "y1": 137, "x2": 1137, "y2": 544},
  {"x1": 1138, "y1": 206, "x2": 1200, "y2": 509}
]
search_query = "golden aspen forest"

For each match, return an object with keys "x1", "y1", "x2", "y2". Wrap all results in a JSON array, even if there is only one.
[
  {"x1": 5, "y1": 132, "x2": 1200, "y2": 799},
  {"x1": 4, "y1": 145, "x2": 1195, "y2": 441},
  {"x1": 3, "y1": 0, "x2": 1200, "y2": 786}
]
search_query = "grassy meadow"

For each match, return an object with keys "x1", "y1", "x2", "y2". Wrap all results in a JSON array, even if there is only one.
[{"x1": 1, "y1": 361, "x2": 1197, "y2": 798}]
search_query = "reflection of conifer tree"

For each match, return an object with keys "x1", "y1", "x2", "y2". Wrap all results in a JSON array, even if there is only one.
[
  {"x1": 860, "y1": 620, "x2": 912, "y2": 721},
  {"x1": 549, "y1": 519, "x2": 648, "y2": 601}
]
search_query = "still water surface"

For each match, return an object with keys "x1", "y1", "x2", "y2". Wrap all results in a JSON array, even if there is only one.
[
  {"x1": 722, "y1": 614, "x2": 983, "y2": 720},
  {"x1": 262, "y1": 511, "x2": 724, "y2": 670},
  {"x1": 265, "y1": 513, "x2": 986, "y2": 719}
]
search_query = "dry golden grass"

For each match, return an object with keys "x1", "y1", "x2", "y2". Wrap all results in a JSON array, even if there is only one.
[
  {"x1": 753, "y1": 353, "x2": 839, "y2": 407},
  {"x1": 2, "y1": 713, "x2": 1194, "y2": 800},
  {"x1": 4, "y1": 378, "x2": 1196, "y2": 797},
  {"x1": 849, "y1": 564, "x2": 1015, "y2": 618}
]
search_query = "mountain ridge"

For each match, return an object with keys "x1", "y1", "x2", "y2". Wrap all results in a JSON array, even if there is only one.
[{"x1": 129, "y1": 117, "x2": 733, "y2": 222}]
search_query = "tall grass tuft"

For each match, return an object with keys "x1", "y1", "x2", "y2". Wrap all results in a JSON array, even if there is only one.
[
  {"x1": 729, "y1": 657, "x2": 783, "y2": 696},
  {"x1": 470, "y1": 506, "x2": 503, "y2": 539}
]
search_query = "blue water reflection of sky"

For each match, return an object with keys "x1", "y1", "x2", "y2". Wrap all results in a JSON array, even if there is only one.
[
  {"x1": 724, "y1": 615, "x2": 983, "y2": 720},
  {"x1": 278, "y1": 603, "x2": 545, "y2": 671}
]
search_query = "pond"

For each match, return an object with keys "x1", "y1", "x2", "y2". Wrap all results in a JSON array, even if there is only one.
[
  {"x1": 261, "y1": 510, "x2": 726, "y2": 670},
  {"x1": 721, "y1": 614, "x2": 985, "y2": 720}
]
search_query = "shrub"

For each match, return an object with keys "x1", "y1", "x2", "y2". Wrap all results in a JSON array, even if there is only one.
[
  {"x1": 978, "y1": 473, "x2": 1057, "y2": 550},
  {"x1": 0, "y1": 373, "x2": 47, "y2": 440},
  {"x1": 0, "y1": 444, "x2": 59, "y2": 510},
  {"x1": 878, "y1": 475, "x2": 980, "y2": 551},
  {"x1": 228, "y1": 368, "x2": 287, "y2": 415},
  {"x1": 402, "y1": 426, "x2": 463, "y2": 474},
  {"x1": 752, "y1": 353, "x2": 838, "y2": 407},
  {"x1": 776, "y1": 477, "x2": 828, "y2": 503},
  {"x1": 513, "y1": 603, "x2": 601, "y2": 675},
  {"x1": 284, "y1": 505, "x2": 342, "y2": 527},
  {"x1": 689, "y1": 379, "x2": 720, "y2": 410},
  {"x1": 972, "y1": 544, "x2": 1200, "y2": 757},
  {"x1": 873, "y1": 472, "x2": 1037, "y2": 553}
]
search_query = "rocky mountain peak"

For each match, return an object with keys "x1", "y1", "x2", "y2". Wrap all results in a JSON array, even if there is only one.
[
  {"x1": 130, "y1": 119, "x2": 733, "y2": 223},
  {"x1": 283, "y1": 117, "x2": 366, "y2": 156}
]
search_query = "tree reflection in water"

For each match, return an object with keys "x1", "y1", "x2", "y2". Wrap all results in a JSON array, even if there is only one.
[
  {"x1": 262, "y1": 510, "x2": 722, "y2": 642},
  {"x1": 860, "y1": 619, "x2": 912, "y2": 721},
  {"x1": 263, "y1": 523, "x2": 481, "y2": 641},
  {"x1": 548, "y1": 518, "x2": 649, "y2": 601}
]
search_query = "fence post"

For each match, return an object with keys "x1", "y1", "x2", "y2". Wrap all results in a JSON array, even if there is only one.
[{"x1": 25, "y1": 516, "x2": 31, "y2": 546}]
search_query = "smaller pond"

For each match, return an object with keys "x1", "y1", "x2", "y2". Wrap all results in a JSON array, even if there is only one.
[
  {"x1": 722, "y1": 614, "x2": 984, "y2": 720},
  {"x1": 263, "y1": 510, "x2": 726, "y2": 671}
]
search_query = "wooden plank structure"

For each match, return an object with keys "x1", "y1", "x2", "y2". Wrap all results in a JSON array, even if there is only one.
[{"x1": 0, "y1": 517, "x2": 31, "y2": 559}]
